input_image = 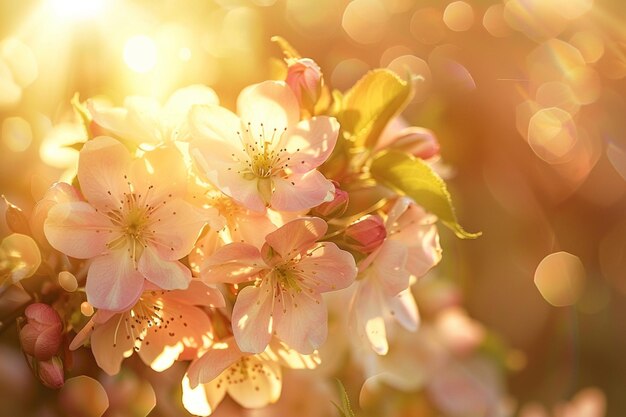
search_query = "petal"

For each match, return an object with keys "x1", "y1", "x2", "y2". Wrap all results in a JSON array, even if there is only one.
[
  {"x1": 230, "y1": 210, "x2": 277, "y2": 248},
  {"x1": 187, "y1": 339, "x2": 243, "y2": 387},
  {"x1": 263, "y1": 217, "x2": 326, "y2": 260},
  {"x1": 138, "y1": 246, "x2": 191, "y2": 290},
  {"x1": 201, "y1": 243, "x2": 265, "y2": 284},
  {"x1": 182, "y1": 373, "x2": 226, "y2": 416},
  {"x1": 189, "y1": 104, "x2": 241, "y2": 147},
  {"x1": 86, "y1": 247, "x2": 145, "y2": 311},
  {"x1": 231, "y1": 282, "x2": 273, "y2": 353},
  {"x1": 280, "y1": 116, "x2": 339, "y2": 173},
  {"x1": 296, "y1": 242, "x2": 356, "y2": 293},
  {"x1": 138, "y1": 303, "x2": 211, "y2": 372},
  {"x1": 77, "y1": 136, "x2": 132, "y2": 211},
  {"x1": 90, "y1": 313, "x2": 135, "y2": 375},
  {"x1": 163, "y1": 87, "x2": 220, "y2": 142},
  {"x1": 44, "y1": 201, "x2": 113, "y2": 259},
  {"x1": 150, "y1": 198, "x2": 206, "y2": 261},
  {"x1": 237, "y1": 81, "x2": 299, "y2": 131},
  {"x1": 373, "y1": 240, "x2": 411, "y2": 296},
  {"x1": 384, "y1": 288, "x2": 419, "y2": 332},
  {"x1": 131, "y1": 145, "x2": 189, "y2": 201},
  {"x1": 166, "y1": 280, "x2": 225, "y2": 308},
  {"x1": 271, "y1": 170, "x2": 334, "y2": 212},
  {"x1": 273, "y1": 291, "x2": 327, "y2": 354},
  {"x1": 88, "y1": 100, "x2": 127, "y2": 138},
  {"x1": 124, "y1": 96, "x2": 165, "y2": 144},
  {"x1": 352, "y1": 279, "x2": 388, "y2": 355},
  {"x1": 227, "y1": 357, "x2": 282, "y2": 408},
  {"x1": 69, "y1": 317, "x2": 96, "y2": 350}
]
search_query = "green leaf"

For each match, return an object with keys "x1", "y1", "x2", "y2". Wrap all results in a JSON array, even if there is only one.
[
  {"x1": 370, "y1": 150, "x2": 481, "y2": 239},
  {"x1": 331, "y1": 379, "x2": 355, "y2": 417},
  {"x1": 339, "y1": 69, "x2": 413, "y2": 150}
]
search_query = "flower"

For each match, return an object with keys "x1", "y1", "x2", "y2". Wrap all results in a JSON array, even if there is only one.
[
  {"x1": 44, "y1": 136, "x2": 205, "y2": 311},
  {"x1": 183, "y1": 337, "x2": 319, "y2": 416},
  {"x1": 201, "y1": 217, "x2": 357, "y2": 354},
  {"x1": 189, "y1": 80, "x2": 338, "y2": 212},
  {"x1": 19, "y1": 303, "x2": 63, "y2": 361},
  {"x1": 344, "y1": 214, "x2": 387, "y2": 253},
  {"x1": 88, "y1": 85, "x2": 219, "y2": 147},
  {"x1": 350, "y1": 197, "x2": 441, "y2": 355},
  {"x1": 70, "y1": 280, "x2": 224, "y2": 375}
]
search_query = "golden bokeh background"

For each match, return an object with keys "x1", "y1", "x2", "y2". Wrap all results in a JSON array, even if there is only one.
[{"x1": 1, "y1": 0, "x2": 626, "y2": 415}]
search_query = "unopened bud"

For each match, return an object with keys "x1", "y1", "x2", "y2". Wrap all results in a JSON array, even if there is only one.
[
  {"x1": 3, "y1": 196, "x2": 31, "y2": 235},
  {"x1": 389, "y1": 127, "x2": 440, "y2": 160},
  {"x1": 20, "y1": 303, "x2": 63, "y2": 361},
  {"x1": 38, "y1": 356, "x2": 65, "y2": 389},
  {"x1": 312, "y1": 182, "x2": 349, "y2": 218},
  {"x1": 285, "y1": 58, "x2": 323, "y2": 112},
  {"x1": 344, "y1": 215, "x2": 387, "y2": 253}
]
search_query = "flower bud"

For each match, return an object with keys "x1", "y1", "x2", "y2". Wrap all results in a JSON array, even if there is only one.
[
  {"x1": 344, "y1": 215, "x2": 387, "y2": 253},
  {"x1": 389, "y1": 127, "x2": 440, "y2": 160},
  {"x1": 19, "y1": 303, "x2": 63, "y2": 361},
  {"x1": 38, "y1": 356, "x2": 65, "y2": 389},
  {"x1": 285, "y1": 58, "x2": 323, "y2": 111},
  {"x1": 312, "y1": 182, "x2": 349, "y2": 218}
]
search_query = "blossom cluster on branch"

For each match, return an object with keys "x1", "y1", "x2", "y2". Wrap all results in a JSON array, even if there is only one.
[{"x1": 1, "y1": 39, "x2": 489, "y2": 416}]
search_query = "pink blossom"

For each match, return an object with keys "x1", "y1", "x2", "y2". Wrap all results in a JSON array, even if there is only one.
[
  {"x1": 88, "y1": 85, "x2": 219, "y2": 146},
  {"x1": 311, "y1": 181, "x2": 349, "y2": 218},
  {"x1": 201, "y1": 217, "x2": 356, "y2": 354},
  {"x1": 350, "y1": 197, "x2": 441, "y2": 355},
  {"x1": 70, "y1": 280, "x2": 224, "y2": 375},
  {"x1": 44, "y1": 136, "x2": 206, "y2": 311},
  {"x1": 189, "y1": 81, "x2": 338, "y2": 212},
  {"x1": 183, "y1": 337, "x2": 319, "y2": 415},
  {"x1": 344, "y1": 214, "x2": 387, "y2": 253}
]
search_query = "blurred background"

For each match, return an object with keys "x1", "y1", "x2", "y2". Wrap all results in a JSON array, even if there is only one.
[{"x1": 1, "y1": 0, "x2": 625, "y2": 415}]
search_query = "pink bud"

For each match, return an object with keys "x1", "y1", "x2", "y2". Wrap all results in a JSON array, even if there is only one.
[
  {"x1": 20, "y1": 303, "x2": 63, "y2": 361},
  {"x1": 38, "y1": 356, "x2": 65, "y2": 389},
  {"x1": 389, "y1": 127, "x2": 440, "y2": 160},
  {"x1": 285, "y1": 58, "x2": 323, "y2": 111},
  {"x1": 344, "y1": 215, "x2": 387, "y2": 253},
  {"x1": 312, "y1": 182, "x2": 349, "y2": 218}
]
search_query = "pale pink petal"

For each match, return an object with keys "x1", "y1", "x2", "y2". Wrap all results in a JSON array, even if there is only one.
[
  {"x1": 164, "y1": 85, "x2": 219, "y2": 115},
  {"x1": 138, "y1": 303, "x2": 211, "y2": 371},
  {"x1": 69, "y1": 317, "x2": 96, "y2": 350},
  {"x1": 222, "y1": 176, "x2": 265, "y2": 213},
  {"x1": 86, "y1": 248, "x2": 145, "y2": 311},
  {"x1": 230, "y1": 211, "x2": 277, "y2": 248},
  {"x1": 189, "y1": 104, "x2": 241, "y2": 148},
  {"x1": 166, "y1": 280, "x2": 225, "y2": 308},
  {"x1": 138, "y1": 246, "x2": 191, "y2": 290},
  {"x1": 150, "y1": 198, "x2": 206, "y2": 261},
  {"x1": 44, "y1": 201, "x2": 114, "y2": 259},
  {"x1": 273, "y1": 291, "x2": 327, "y2": 354},
  {"x1": 232, "y1": 281, "x2": 273, "y2": 353},
  {"x1": 384, "y1": 288, "x2": 419, "y2": 332},
  {"x1": 385, "y1": 197, "x2": 411, "y2": 227},
  {"x1": 297, "y1": 242, "x2": 356, "y2": 293},
  {"x1": 237, "y1": 81, "x2": 299, "y2": 131},
  {"x1": 201, "y1": 243, "x2": 265, "y2": 284},
  {"x1": 280, "y1": 117, "x2": 339, "y2": 173},
  {"x1": 271, "y1": 171, "x2": 334, "y2": 212},
  {"x1": 77, "y1": 136, "x2": 132, "y2": 211},
  {"x1": 263, "y1": 217, "x2": 326, "y2": 261},
  {"x1": 187, "y1": 339, "x2": 243, "y2": 388},
  {"x1": 90, "y1": 313, "x2": 134, "y2": 375},
  {"x1": 404, "y1": 224, "x2": 441, "y2": 278},
  {"x1": 182, "y1": 373, "x2": 227, "y2": 416},
  {"x1": 131, "y1": 145, "x2": 188, "y2": 201},
  {"x1": 373, "y1": 240, "x2": 411, "y2": 296},
  {"x1": 353, "y1": 279, "x2": 388, "y2": 355},
  {"x1": 227, "y1": 357, "x2": 282, "y2": 408},
  {"x1": 124, "y1": 96, "x2": 165, "y2": 144}
]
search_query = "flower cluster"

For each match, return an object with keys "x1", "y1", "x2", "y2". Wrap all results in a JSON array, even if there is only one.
[{"x1": 1, "y1": 40, "x2": 481, "y2": 416}]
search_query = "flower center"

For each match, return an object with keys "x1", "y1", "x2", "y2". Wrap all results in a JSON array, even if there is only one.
[{"x1": 234, "y1": 122, "x2": 291, "y2": 179}]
